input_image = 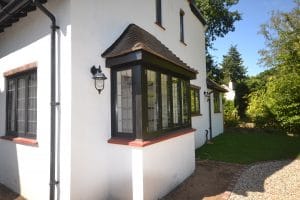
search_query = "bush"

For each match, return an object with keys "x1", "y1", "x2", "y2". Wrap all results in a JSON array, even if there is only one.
[{"x1": 224, "y1": 100, "x2": 239, "y2": 127}]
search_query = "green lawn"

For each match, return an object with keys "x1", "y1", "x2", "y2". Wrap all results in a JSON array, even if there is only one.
[{"x1": 196, "y1": 129, "x2": 300, "y2": 164}]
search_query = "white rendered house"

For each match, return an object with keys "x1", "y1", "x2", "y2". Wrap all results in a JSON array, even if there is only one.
[
  {"x1": 0, "y1": 0, "x2": 226, "y2": 199},
  {"x1": 223, "y1": 81, "x2": 236, "y2": 101}
]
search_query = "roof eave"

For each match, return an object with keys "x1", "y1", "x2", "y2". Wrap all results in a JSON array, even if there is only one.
[
  {"x1": 207, "y1": 79, "x2": 228, "y2": 93},
  {"x1": 105, "y1": 50, "x2": 197, "y2": 79},
  {"x1": 189, "y1": 2, "x2": 207, "y2": 26}
]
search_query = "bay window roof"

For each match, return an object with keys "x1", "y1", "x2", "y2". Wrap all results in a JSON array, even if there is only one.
[
  {"x1": 102, "y1": 24, "x2": 198, "y2": 79},
  {"x1": 0, "y1": 0, "x2": 47, "y2": 33},
  {"x1": 207, "y1": 78, "x2": 228, "y2": 93}
]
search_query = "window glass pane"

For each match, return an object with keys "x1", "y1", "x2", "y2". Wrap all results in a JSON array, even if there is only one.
[
  {"x1": 161, "y1": 74, "x2": 169, "y2": 129},
  {"x1": 180, "y1": 11, "x2": 184, "y2": 42},
  {"x1": 195, "y1": 90, "x2": 200, "y2": 113},
  {"x1": 7, "y1": 79, "x2": 16, "y2": 132},
  {"x1": 17, "y1": 78, "x2": 26, "y2": 134},
  {"x1": 28, "y1": 73, "x2": 37, "y2": 135},
  {"x1": 147, "y1": 70, "x2": 159, "y2": 132},
  {"x1": 117, "y1": 70, "x2": 133, "y2": 133},
  {"x1": 172, "y1": 77, "x2": 180, "y2": 126},
  {"x1": 214, "y1": 92, "x2": 220, "y2": 113},
  {"x1": 156, "y1": 0, "x2": 162, "y2": 25},
  {"x1": 190, "y1": 89, "x2": 195, "y2": 113},
  {"x1": 181, "y1": 80, "x2": 189, "y2": 124}
]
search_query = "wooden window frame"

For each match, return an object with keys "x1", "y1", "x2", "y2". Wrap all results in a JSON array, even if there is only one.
[
  {"x1": 190, "y1": 85, "x2": 201, "y2": 116},
  {"x1": 111, "y1": 64, "x2": 191, "y2": 140},
  {"x1": 180, "y1": 9, "x2": 185, "y2": 43},
  {"x1": 213, "y1": 91, "x2": 221, "y2": 113},
  {"x1": 155, "y1": 0, "x2": 165, "y2": 29},
  {"x1": 5, "y1": 69, "x2": 37, "y2": 139}
]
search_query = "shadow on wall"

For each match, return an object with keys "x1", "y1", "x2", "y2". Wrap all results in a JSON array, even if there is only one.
[
  {"x1": 0, "y1": 87, "x2": 21, "y2": 199},
  {"x1": 0, "y1": 2, "x2": 69, "y2": 59},
  {"x1": 0, "y1": 142, "x2": 21, "y2": 200}
]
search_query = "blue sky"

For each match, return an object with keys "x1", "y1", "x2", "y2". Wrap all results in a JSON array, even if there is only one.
[{"x1": 209, "y1": 0, "x2": 297, "y2": 76}]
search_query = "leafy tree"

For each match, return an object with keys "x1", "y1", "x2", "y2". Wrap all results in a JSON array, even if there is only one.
[
  {"x1": 247, "y1": 2, "x2": 300, "y2": 134},
  {"x1": 259, "y1": 1, "x2": 300, "y2": 69},
  {"x1": 220, "y1": 45, "x2": 248, "y2": 118},
  {"x1": 223, "y1": 100, "x2": 239, "y2": 127},
  {"x1": 206, "y1": 52, "x2": 223, "y2": 83},
  {"x1": 220, "y1": 45, "x2": 247, "y2": 84},
  {"x1": 195, "y1": 0, "x2": 242, "y2": 48},
  {"x1": 246, "y1": 70, "x2": 278, "y2": 128},
  {"x1": 194, "y1": 0, "x2": 242, "y2": 82}
]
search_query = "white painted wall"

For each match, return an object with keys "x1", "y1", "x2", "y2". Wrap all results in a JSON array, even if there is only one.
[
  {"x1": 70, "y1": 0, "x2": 205, "y2": 199},
  {"x1": 0, "y1": 0, "x2": 210, "y2": 199},
  {"x1": 105, "y1": 132, "x2": 195, "y2": 200},
  {"x1": 0, "y1": 0, "x2": 71, "y2": 199},
  {"x1": 211, "y1": 92, "x2": 224, "y2": 137},
  {"x1": 143, "y1": 133, "x2": 195, "y2": 199}
]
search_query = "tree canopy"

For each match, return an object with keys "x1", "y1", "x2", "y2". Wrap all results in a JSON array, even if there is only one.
[
  {"x1": 220, "y1": 45, "x2": 248, "y2": 119},
  {"x1": 247, "y1": 2, "x2": 300, "y2": 134},
  {"x1": 195, "y1": 0, "x2": 241, "y2": 48},
  {"x1": 220, "y1": 45, "x2": 247, "y2": 84},
  {"x1": 195, "y1": 0, "x2": 242, "y2": 83}
]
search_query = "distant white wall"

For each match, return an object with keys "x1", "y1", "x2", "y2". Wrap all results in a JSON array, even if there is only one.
[
  {"x1": 223, "y1": 81, "x2": 235, "y2": 101},
  {"x1": 211, "y1": 92, "x2": 224, "y2": 137},
  {"x1": 0, "y1": 0, "x2": 71, "y2": 199}
]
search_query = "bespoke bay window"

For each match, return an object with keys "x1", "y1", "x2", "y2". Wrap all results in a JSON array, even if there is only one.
[
  {"x1": 6, "y1": 70, "x2": 37, "y2": 138},
  {"x1": 111, "y1": 66, "x2": 191, "y2": 140},
  {"x1": 102, "y1": 24, "x2": 197, "y2": 140}
]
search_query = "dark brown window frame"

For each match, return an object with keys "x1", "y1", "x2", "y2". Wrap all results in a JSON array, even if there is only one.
[
  {"x1": 180, "y1": 9, "x2": 185, "y2": 43},
  {"x1": 213, "y1": 91, "x2": 221, "y2": 113},
  {"x1": 110, "y1": 63, "x2": 192, "y2": 141},
  {"x1": 5, "y1": 69, "x2": 37, "y2": 139},
  {"x1": 155, "y1": 0, "x2": 164, "y2": 29},
  {"x1": 190, "y1": 85, "x2": 201, "y2": 116}
]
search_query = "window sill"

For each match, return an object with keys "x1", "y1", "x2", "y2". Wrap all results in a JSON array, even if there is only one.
[
  {"x1": 0, "y1": 136, "x2": 38, "y2": 147},
  {"x1": 108, "y1": 128, "x2": 196, "y2": 147},
  {"x1": 155, "y1": 22, "x2": 166, "y2": 30},
  {"x1": 192, "y1": 113, "x2": 202, "y2": 117}
]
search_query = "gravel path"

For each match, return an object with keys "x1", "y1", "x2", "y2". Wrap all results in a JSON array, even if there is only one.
[{"x1": 229, "y1": 159, "x2": 300, "y2": 200}]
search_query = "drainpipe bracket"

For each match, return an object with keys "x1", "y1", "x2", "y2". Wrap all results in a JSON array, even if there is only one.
[
  {"x1": 50, "y1": 102, "x2": 60, "y2": 106},
  {"x1": 52, "y1": 25, "x2": 59, "y2": 30}
]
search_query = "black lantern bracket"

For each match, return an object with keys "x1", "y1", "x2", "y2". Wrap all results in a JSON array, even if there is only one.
[{"x1": 90, "y1": 65, "x2": 107, "y2": 94}]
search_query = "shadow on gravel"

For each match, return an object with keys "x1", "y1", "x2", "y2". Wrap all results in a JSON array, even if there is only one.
[
  {"x1": 229, "y1": 159, "x2": 298, "y2": 198},
  {"x1": 163, "y1": 128, "x2": 300, "y2": 200}
]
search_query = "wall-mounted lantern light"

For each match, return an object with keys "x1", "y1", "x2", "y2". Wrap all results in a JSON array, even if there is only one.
[
  {"x1": 204, "y1": 91, "x2": 212, "y2": 98},
  {"x1": 90, "y1": 65, "x2": 107, "y2": 94}
]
